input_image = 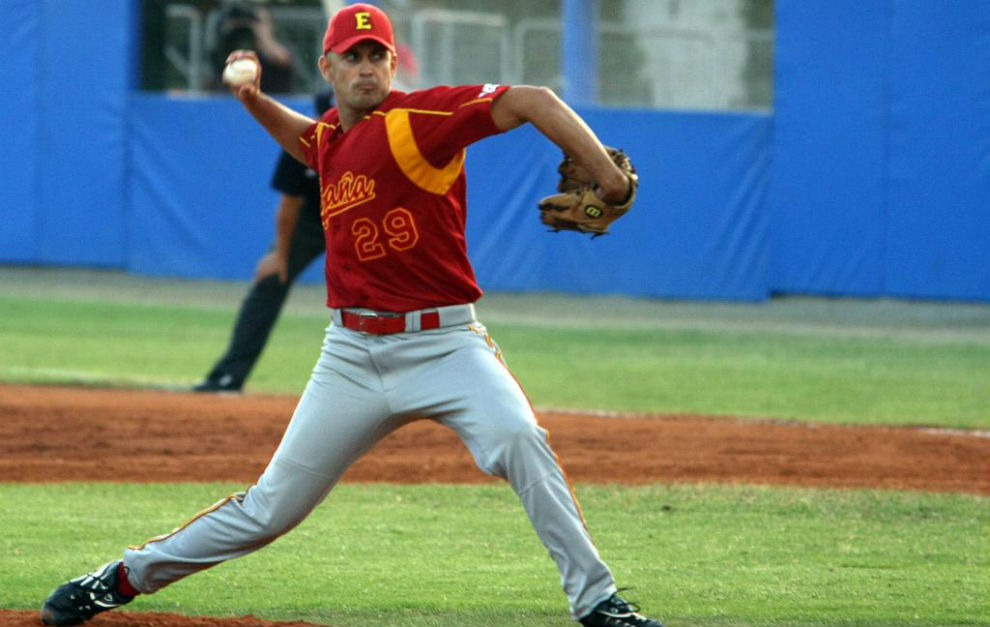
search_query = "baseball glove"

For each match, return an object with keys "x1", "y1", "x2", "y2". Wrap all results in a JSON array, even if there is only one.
[{"x1": 538, "y1": 147, "x2": 638, "y2": 236}]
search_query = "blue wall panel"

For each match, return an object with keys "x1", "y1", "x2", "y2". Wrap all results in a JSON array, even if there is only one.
[
  {"x1": 885, "y1": 1, "x2": 990, "y2": 300},
  {"x1": 127, "y1": 94, "x2": 298, "y2": 280},
  {"x1": 468, "y1": 109, "x2": 772, "y2": 301},
  {"x1": 771, "y1": 0, "x2": 888, "y2": 296},
  {"x1": 0, "y1": 1, "x2": 42, "y2": 262},
  {"x1": 4, "y1": 0, "x2": 987, "y2": 302},
  {"x1": 466, "y1": 124, "x2": 557, "y2": 292},
  {"x1": 34, "y1": 0, "x2": 136, "y2": 267},
  {"x1": 129, "y1": 98, "x2": 772, "y2": 301}
]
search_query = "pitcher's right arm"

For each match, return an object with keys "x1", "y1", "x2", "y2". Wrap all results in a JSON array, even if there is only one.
[{"x1": 225, "y1": 51, "x2": 315, "y2": 165}]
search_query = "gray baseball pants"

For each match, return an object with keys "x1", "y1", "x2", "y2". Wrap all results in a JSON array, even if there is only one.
[{"x1": 124, "y1": 305, "x2": 616, "y2": 618}]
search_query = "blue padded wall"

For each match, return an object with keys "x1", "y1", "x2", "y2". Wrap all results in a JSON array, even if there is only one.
[
  {"x1": 35, "y1": 0, "x2": 137, "y2": 267},
  {"x1": 127, "y1": 97, "x2": 772, "y2": 301},
  {"x1": 0, "y1": 1, "x2": 42, "y2": 262},
  {"x1": 128, "y1": 94, "x2": 300, "y2": 280},
  {"x1": 885, "y1": 2, "x2": 990, "y2": 300},
  {"x1": 771, "y1": 0, "x2": 888, "y2": 296},
  {"x1": 3, "y1": 0, "x2": 987, "y2": 302},
  {"x1": 468, "y1": 110, "x2": 772, "y2": 301},
  {"x1": 773, "y1": 0, "x2": 990, "y2": 301}
]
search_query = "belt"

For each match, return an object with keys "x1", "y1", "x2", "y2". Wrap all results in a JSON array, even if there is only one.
[{"x1": 332, "y1": 304, "x2": 476, "y2": 335}]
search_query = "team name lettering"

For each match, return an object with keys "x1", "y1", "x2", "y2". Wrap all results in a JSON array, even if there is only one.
[
  {"x1": 355, "y1": 12, "x2": 372, "y2": 30},
  {"x1": 321, "y1": 171, "x2": 376, "y2": 227}
]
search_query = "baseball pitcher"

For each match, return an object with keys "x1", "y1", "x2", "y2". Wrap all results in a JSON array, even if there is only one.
[{"x1": 41, "y1": 5, "x2": 657, "y2": 627}]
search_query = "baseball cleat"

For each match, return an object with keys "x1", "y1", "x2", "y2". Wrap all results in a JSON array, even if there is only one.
[
  {"x1": 579, "y1": 592, "x2": 666, "y2": 627},
  {"x1": 40, "y1": 560, "x2": 135, "y2": 625},
  {"x1": 192, "y1": 374, "x2": 242, "y2": 393}
]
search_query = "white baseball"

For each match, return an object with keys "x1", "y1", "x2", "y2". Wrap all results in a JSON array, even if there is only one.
[{"x1": 223, "y1": 58, "x2": 259, "y2": 86}]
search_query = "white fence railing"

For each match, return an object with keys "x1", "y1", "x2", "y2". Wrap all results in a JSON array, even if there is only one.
[{"x1": 158, "y1": 5, "x2": 772, "y2": 110}]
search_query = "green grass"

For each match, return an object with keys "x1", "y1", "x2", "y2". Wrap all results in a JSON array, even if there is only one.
[
  {"x1": 3, "y1": 271, "x2": 987, "y2": 627},
  {"x1": 1, "y1": 295, "x2": 987, "y2": 428},
  {"x1": 495, "y1": 325, "x2": 989, "y2": 427},
  {"x1": 1, "y1": 483, "x2": 987, "y2": 627},
  {"x1": 0, "y1": 296, "x2": 324, "y2": 389}
]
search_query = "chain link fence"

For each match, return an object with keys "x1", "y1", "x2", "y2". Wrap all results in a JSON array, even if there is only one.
[{"x1": 148, "y1": 0, "x2": 772, "y2": 110}]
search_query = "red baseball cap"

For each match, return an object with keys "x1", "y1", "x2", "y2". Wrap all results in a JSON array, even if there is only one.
[{"x1": 323, "y1": 3, "x2": 396, "y2": 55}]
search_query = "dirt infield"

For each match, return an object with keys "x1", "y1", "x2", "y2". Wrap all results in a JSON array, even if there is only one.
[
  {"x1": 2, "y1": 383, "x2": 987, "y2": 627},
  {"x1": 2, "y1": 384, "x2": 986, "y2": 492}
]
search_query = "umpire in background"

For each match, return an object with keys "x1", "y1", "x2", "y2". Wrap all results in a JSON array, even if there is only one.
[{"x1": 194, "y1": 92, "x2": 333, "y2": 393}]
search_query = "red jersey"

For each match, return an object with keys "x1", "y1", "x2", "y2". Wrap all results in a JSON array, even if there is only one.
[{"x1": 299, "y1": 83, "x2": 511, "y2": 312}]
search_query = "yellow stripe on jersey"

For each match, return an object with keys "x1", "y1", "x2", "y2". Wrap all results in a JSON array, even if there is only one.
[
  {"x1": 375, "y1": 108, "x2": 453, "y2": 117},
  {"x1": 384, "y1": 109, "x2": 465, "y2": 195},
  {"x1": 299, "y1": 122, "x2": 335, "y2": 151},
  {"x1": 458, "y1": 97, "x2": 496, "y2": 108},
  {"x1": 315, "y1": 122, "x2": 335, "y2": 148}
]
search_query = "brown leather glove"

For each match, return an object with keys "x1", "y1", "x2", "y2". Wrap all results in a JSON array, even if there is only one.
[{"x1": 539, "y1": 147, "x2": 638, "y2": 236}]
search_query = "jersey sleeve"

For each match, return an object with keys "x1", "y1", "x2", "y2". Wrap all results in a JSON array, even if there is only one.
[
  {"x1": 400, "y1": 84, "x2": 512, "y2": 168},
  {"x1": 298, "y1": 114, "x2": 337, "y2": 171}
]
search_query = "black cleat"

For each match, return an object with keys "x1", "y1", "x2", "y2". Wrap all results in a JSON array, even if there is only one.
[
  {"x1": 192, "y1": 373, "x2": 242, "y2": 393},
  {"x1": 580, "y1": 592, "x2": 666, "y2": 627},
  {"x1": 40, "y1": 561, "x2": 135, "y2": 625}
]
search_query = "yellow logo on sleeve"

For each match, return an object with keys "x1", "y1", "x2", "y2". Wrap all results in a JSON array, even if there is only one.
[{"x1": 355, "y1": 12, "x2": 372, "y2": 29}]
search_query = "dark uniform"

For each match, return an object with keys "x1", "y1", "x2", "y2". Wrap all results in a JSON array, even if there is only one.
[
  {"x1": 213, "y1": 4, "x2": 294, "y2": 94},
  {"x1": 195, "y1": 93, "x2": 332, "y2": 392}
]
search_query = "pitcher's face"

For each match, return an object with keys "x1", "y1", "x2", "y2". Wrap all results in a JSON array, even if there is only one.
[{"x1": 321, "y1": 41, "x2": 396, "y2": 114}]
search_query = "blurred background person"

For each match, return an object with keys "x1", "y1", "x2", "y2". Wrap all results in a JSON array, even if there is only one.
[
  {"x1": 213, "y1": 2, "x2": 295, "y2": 93},
  {"x1": 195, "y1": 90, "x2": 333, "y2": 393}
]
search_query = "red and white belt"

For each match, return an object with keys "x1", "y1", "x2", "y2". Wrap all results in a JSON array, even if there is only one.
[{"x1": 332, "y1": 303, "x2": 476, "y2": 335}]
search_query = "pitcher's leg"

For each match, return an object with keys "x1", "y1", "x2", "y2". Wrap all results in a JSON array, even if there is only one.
[
  {"x1": 126, "y1": 328, "x2": 391, "y2": 592},
  {"x1": 421, "y1": 328, "x2": 616, "y2": 618},
  {"x1": 124, "y1": 451, "x2": 336, "y2": 592},
  {"x1": 501, "y1": 421, "x2": 616, "y2": 618}
]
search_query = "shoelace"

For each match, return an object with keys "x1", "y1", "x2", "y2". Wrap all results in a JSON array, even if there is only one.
[
  {"x1": 595, "y1": 590, "x2": 656, "y2": 625},
  {"x1": 71, "y1": 563, "x2": 129, "y2": 607},
  {"x1": 611, "y1": 588, "x2": 642, "y2": 612}
]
